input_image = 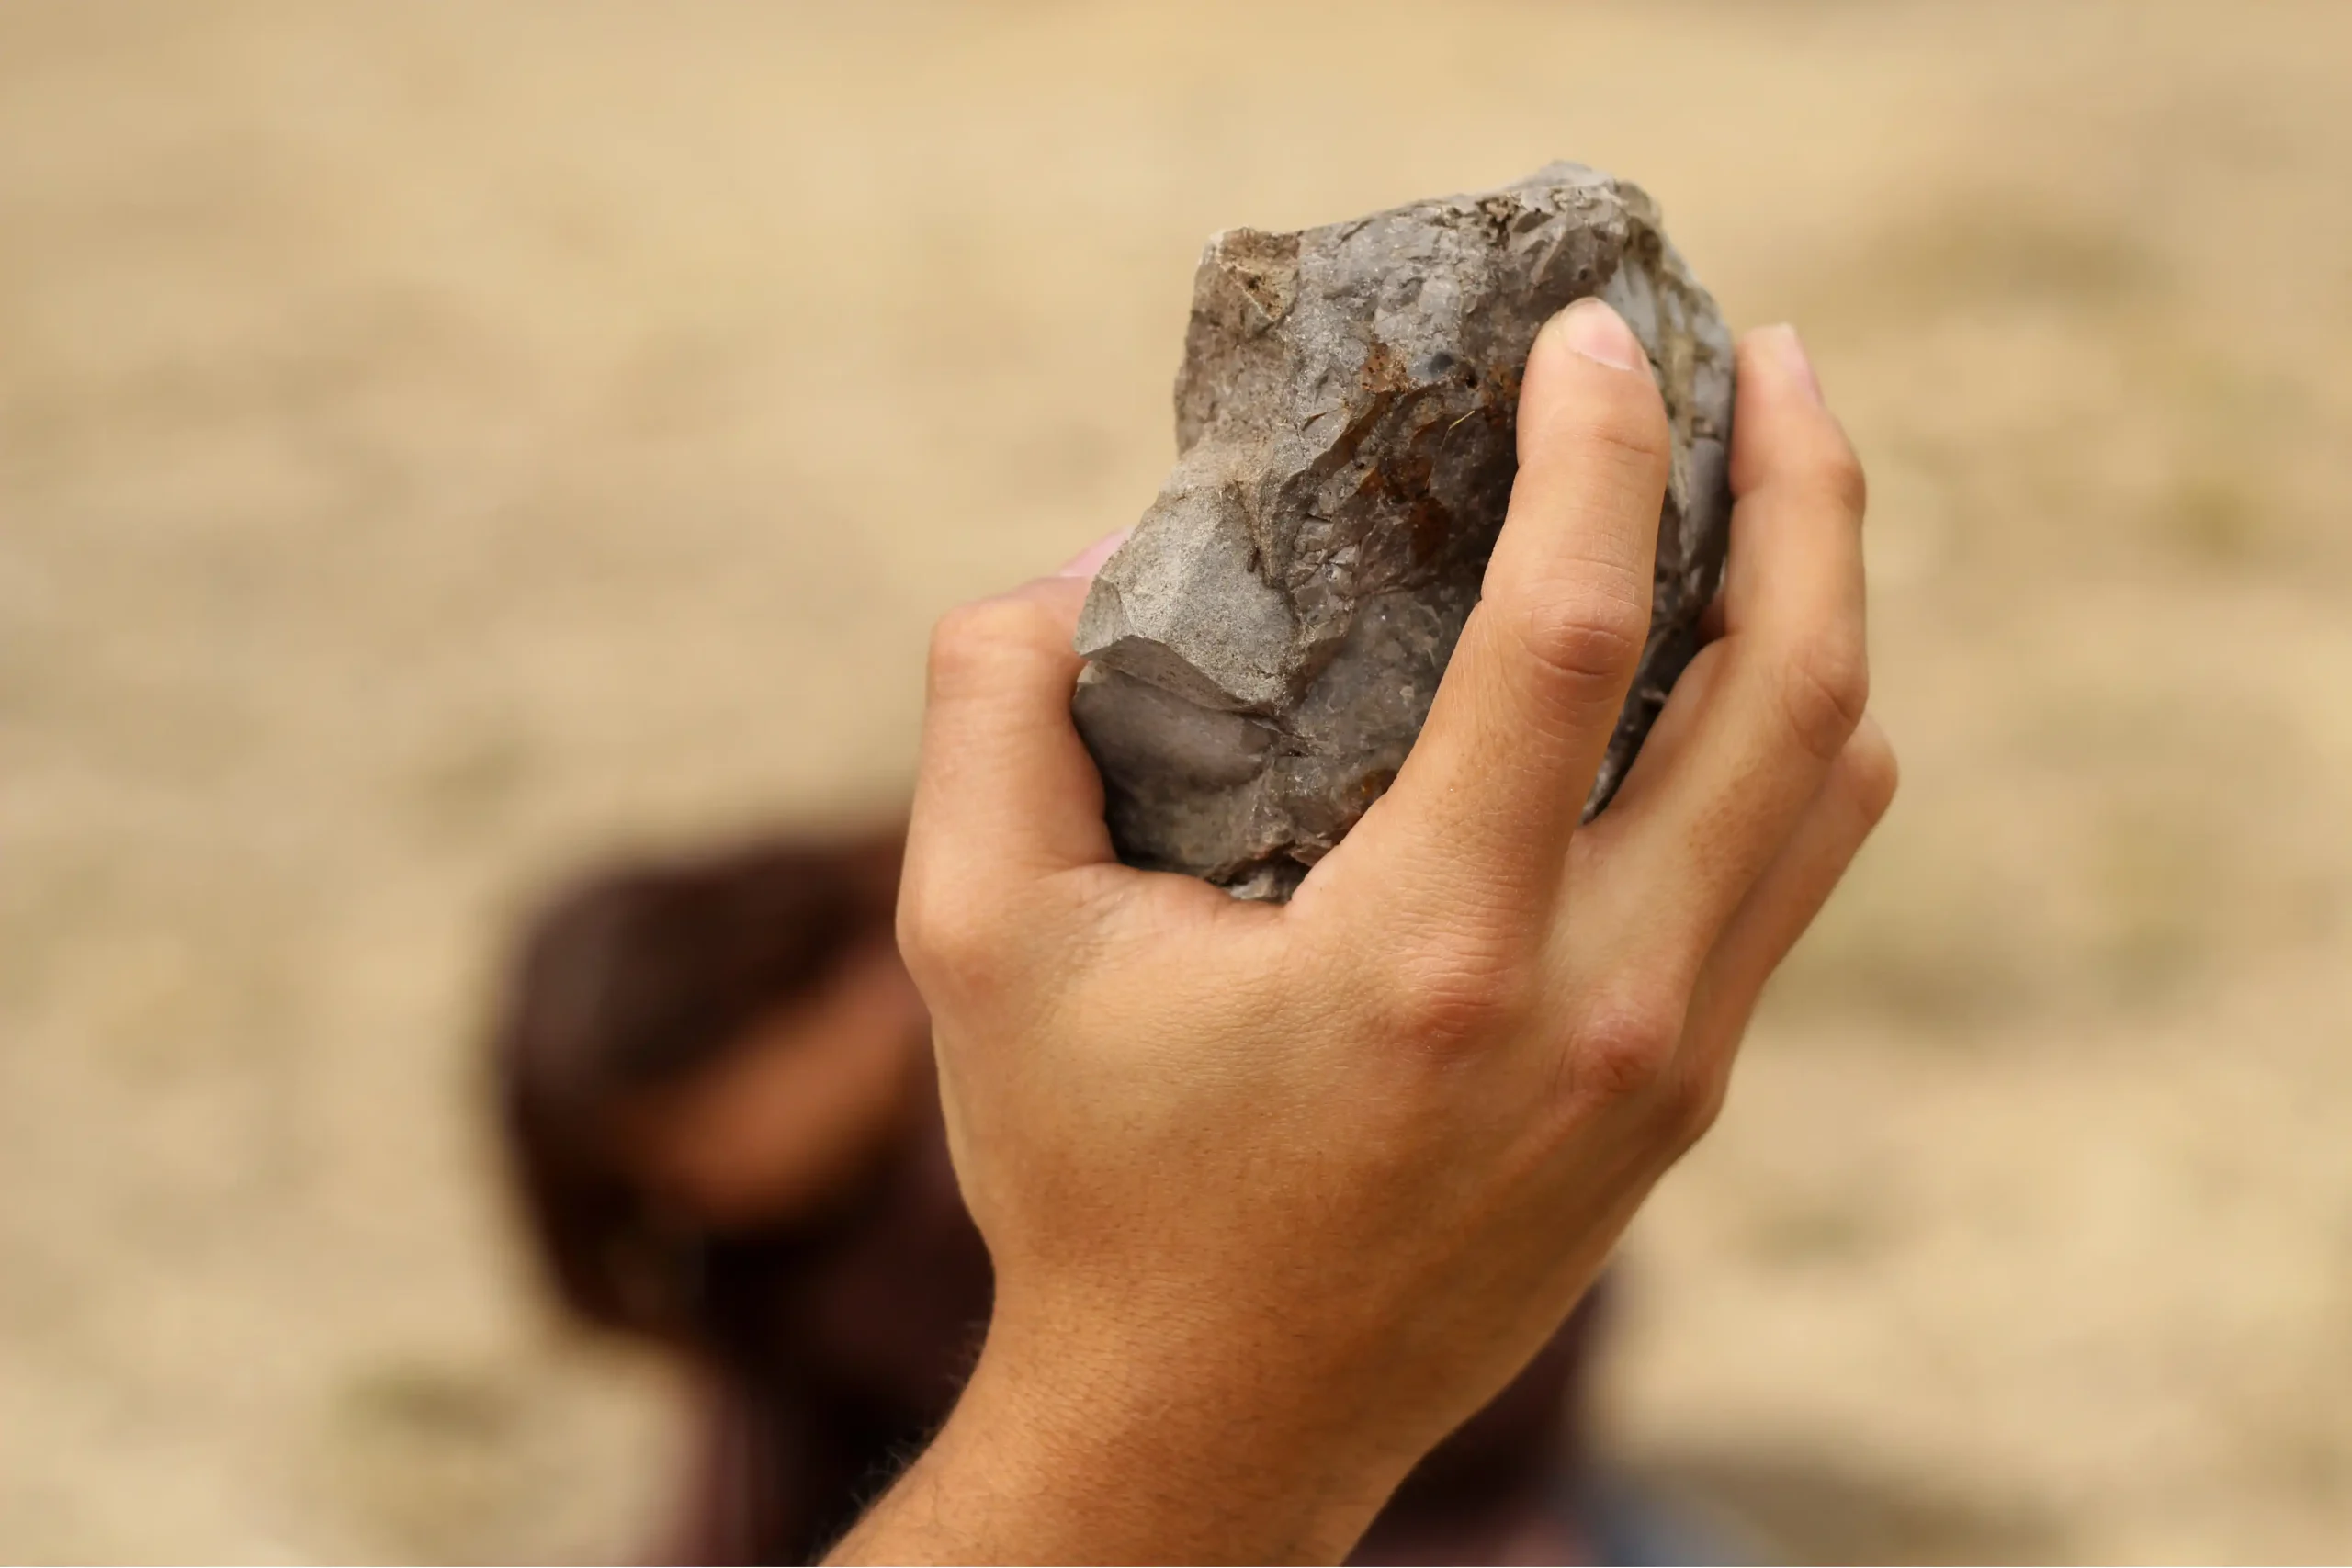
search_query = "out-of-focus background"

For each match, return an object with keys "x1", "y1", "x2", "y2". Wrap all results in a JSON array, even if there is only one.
[{"x1": 4, "y1": 0, "x2": 2348, "y2": 1560}]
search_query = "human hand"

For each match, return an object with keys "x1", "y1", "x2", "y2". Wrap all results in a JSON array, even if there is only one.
[{"x1": 833, "y1": 301, "x2": 1894, "y2": 1565}]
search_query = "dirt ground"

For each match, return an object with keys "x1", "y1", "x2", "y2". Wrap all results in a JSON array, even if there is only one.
[{"x1": 4, "y1": 1, "x2": 2348, "y2": 1561}]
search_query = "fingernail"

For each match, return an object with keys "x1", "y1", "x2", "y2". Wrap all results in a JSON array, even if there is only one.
[
  {"x1": 1057, "y1": 528, "x2": 1130, "y2": 578},
  {"x1": 1549, "y1": 298, "x2": 1645, "y2": 372},
  {"x1": 1767, "y1": 323, "x2": 1825, "y2": 405}
]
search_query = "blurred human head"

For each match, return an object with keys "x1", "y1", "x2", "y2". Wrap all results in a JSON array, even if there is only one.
[{"x1": 490, "y1": 831, "x2": 929, "y2": 1349}]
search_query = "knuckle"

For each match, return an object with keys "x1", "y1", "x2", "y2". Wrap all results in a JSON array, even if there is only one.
[
  {"x1": 926, "y1": 597, "x2": 1053, "y2": 699},
  {"x1": 1525, "y1": 362, "x2": 1672, "y2": 475},
  {"x1": 1780, "y1": 631, "x2": 1871, "y2": 764},
  {"x1": 1570, "y1": 988, "x2": 1685, "y2": 1103},
  {"x1": 1515, "y1": 579, "x2": 1650, "y2": 694},
  {"x1": 1584, "y1": 393, "x2": 1674, "y2": 475},
  {"x1": 1815, "y1": 440, "x2": 1870, "y2": 521},
  {"x1": 896, "y1": 875, "x2": 1001, "y2": 1003},
  {"x1": 1377, "y1": 942, "x2": 1540, "y2": 1052},
  {"x1": 1841, "y1": 719, "x2": 1902, "y2": 826},
  {"x1": 1661, "y1": 1057, "x2": 1729, "y2": 1146}
]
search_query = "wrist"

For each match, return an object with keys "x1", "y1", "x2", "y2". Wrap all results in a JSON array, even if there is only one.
[
  {"x1": 990, "y1": 1309, "x2": 1402, "y2": 1559},
  {"x1": 834, "y1": 1300, "x2": 1414, "y2": 1564}
]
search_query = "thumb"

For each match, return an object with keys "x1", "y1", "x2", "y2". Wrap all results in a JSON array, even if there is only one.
[{"x1": 901, "y1": 573, "x2": 1115, "y2": 946}]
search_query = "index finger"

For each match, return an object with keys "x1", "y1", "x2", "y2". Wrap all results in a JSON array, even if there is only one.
[{"x1": 1334, "y1": 299, "x2": 1668, "y2": 931}]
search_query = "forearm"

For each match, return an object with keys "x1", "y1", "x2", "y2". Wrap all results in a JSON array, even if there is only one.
[{"x1": 827, "y1": 1327, "x2": 1403, "y2": 1565}]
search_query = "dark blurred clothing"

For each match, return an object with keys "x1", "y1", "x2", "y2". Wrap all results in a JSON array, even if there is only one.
[{"x1": 661, "y1": 1086, "x2": 991, "y2": 1562}]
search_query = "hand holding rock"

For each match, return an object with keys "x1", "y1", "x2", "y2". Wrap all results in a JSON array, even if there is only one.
[{"x1": 832, "y1": 304, "x2": 1894, "y2": 1566}]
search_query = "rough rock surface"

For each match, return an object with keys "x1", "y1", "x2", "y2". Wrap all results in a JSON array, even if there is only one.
[{"x1": 1073, "y1": 163, "x2": 1736, "y2": 899}]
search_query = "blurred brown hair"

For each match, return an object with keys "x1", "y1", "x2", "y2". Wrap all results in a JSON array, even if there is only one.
[{"x1": 489, "y1": 833, "x2": 905, "y2": 1347}]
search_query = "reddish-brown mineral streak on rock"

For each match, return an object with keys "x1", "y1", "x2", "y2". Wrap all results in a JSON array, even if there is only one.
[{"x1": 1074, "y1": 163, "x2": 1736, "y2": 900}]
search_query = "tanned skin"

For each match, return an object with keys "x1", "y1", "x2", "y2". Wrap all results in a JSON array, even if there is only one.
[{"x1": 833, "y1": 307, "x2": 1894, "y2": 1565}]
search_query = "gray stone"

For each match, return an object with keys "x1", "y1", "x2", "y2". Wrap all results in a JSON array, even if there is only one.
[{"x1": 1073, "y1": 163, "x2": 1736, "y2": 900}]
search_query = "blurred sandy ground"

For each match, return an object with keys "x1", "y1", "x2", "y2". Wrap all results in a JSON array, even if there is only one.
[{"x1": 3, "y1": 0, "x2": 2348, "y2": 1559}]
